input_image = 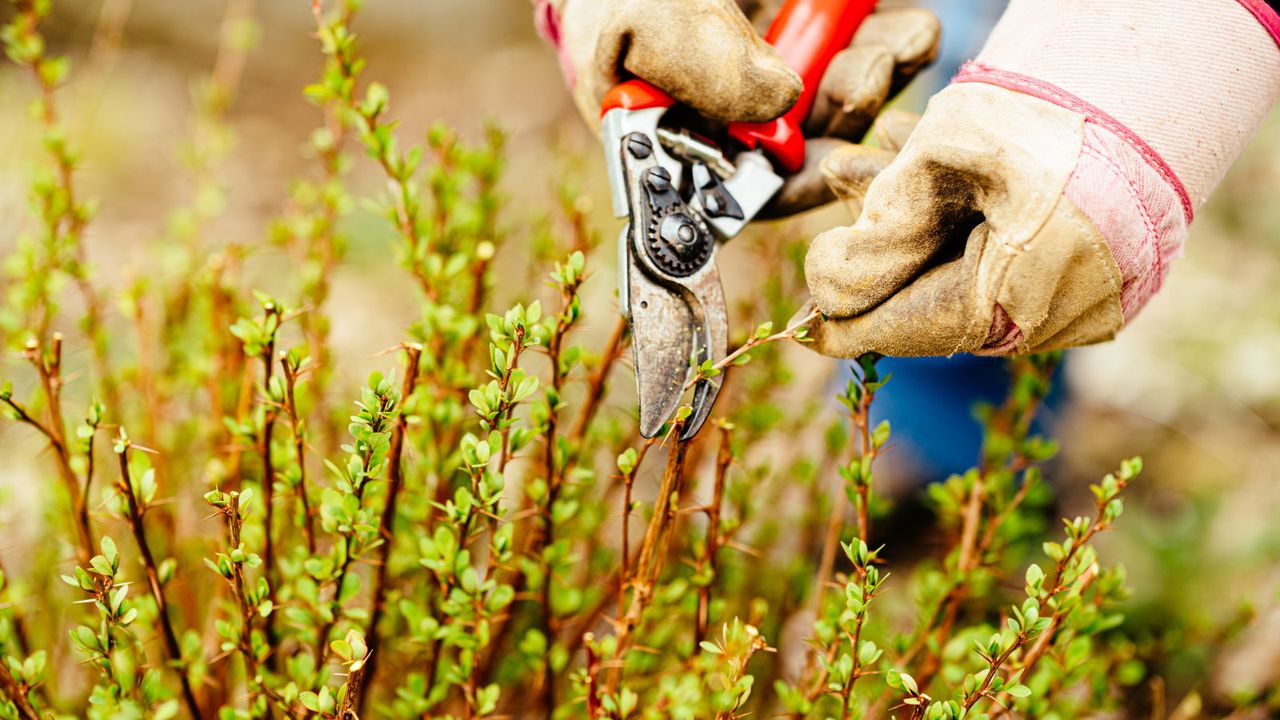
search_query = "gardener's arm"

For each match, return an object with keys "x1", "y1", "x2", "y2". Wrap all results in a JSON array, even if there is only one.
[
  {"x1": 531, "y1": 0, "x2": 940, "y2": 215},
  {"x1": 804, "y1": 0, "x2": 1280, "y2": 357}
]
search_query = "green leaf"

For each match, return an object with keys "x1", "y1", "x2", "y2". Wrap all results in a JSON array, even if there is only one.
[
  {"x1": 1005, "y1": 684, "x2": 1032, "y2": 698},
  {"x1": 100, "y1": 536, "x2": 118, "y2": 568}
]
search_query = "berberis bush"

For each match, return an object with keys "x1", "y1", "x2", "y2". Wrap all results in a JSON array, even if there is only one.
[{"x1": 0, "y1": 1, "x2": 1148, "y2": 718}]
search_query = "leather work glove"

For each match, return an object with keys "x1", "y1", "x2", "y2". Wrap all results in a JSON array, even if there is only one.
[
  {"x1": 531, "y1": 0, "x2": 940, "y2": 216},
  {"x1": 802, "y1": 0, "x2": 1280, "y2": 358}
]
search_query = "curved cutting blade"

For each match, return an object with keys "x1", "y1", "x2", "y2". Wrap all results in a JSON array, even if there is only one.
[
  {"x1": 621, "y1": 220, "x2": 729, "y2": 441},
  {"x1": 626, "y1": 259, "x2": 728, "y2": 440},
  {"x1": 626, "y1": 255, "x2": 696, "y2": 438},
  {"x1": 674, "y1": 265, "x2": 728, "y2": 440},
  {"x1": 610, "y1": 125, "x2": 732, "y2": 441}
]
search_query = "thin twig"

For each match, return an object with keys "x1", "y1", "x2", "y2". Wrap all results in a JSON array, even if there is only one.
[
  {"x1": 3, "y1": 337, "x2": 94, "y2": 565},
  {"x1": 279, "y1": 354, "x2": 316, "y2": 554},
  {"x1": 221, "y1": 492, "x2": 296, "y2": 718},
  {"x1": 683, "y1": 307, "x2": 819, "y2": 394},
  {"x1": 115, "y1": 438, "x2": 202, "y2": 719},
  {"x1": 358, "y1": 344, "x2": 422, "y2": 715},
  {"x1": 608, "y1": 423, "x2": 690, "y2": 695},
  {"x1": 256, "y1": 306, "x2": 281, "y2": 662},
  {"x1": 695, "y1": 424, "x2": 732, "y2": 643}
]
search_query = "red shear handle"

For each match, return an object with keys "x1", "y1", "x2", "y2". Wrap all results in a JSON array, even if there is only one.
[
  {"x1": 601, "y1": 79, "x2": 675, "y2": 113},
  {"x1": 729, "y1": 0, "x2": 877, "y2": 173},
  {"x1": 600, "y1": 0, "x2": 877, "y2": 174}
]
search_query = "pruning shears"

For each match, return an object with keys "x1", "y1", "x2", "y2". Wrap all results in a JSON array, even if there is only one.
[{"x1": 601, "y1": 0, "x2": 878, "y2": 440}]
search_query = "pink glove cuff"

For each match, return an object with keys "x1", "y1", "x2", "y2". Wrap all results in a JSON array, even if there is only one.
[
  {"x1": 957, "y1": 63, "x2": 1190, "y2": 352},
  {"x1": 955, "y1": 62, "x2": 1193, "y2": 224},
  {"x1": 962, "y1": 0, "x2": 1280, "y2": 353},
  {"x1": 1070, "y1": 122, "x2": 1188, "y2": 323},
  {"x1": 973, "y1": 0, "x2": 1280, "y2": 211},
  {"x1": 1238, "y1": 0, "x2": 1280, "y2": 45},
  {"x1": 533, "y1": 0, "x2": 576, "y2": 87}
]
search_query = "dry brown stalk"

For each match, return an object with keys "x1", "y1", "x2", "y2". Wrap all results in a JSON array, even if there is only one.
[
  {"x1": 358, "y1": 343, "x2": 423, "y2": 714},
  {"x1": 568, "y1": 316, "x2": 627, "y2": 444},
  {"x1": 618, "y1": 437, "x2": 657, "y2": 624},
  {"x1": 695, "y1": 424, "x2": 733, "y2": 643},
  {"x1": 256, "y1": 305, "x2": 282, "y2": 660},
  {"x1": 3, "y1": 337, "x2": 94, "y2": 565},
  {"x1": 115, "y1": 440, "x2": 202, "y2": 718},
  {"x1": 279, "y1": 353, "x2": 317, "y2": 554},
  {"x1": 221, "y1": 492, "x2": 296, "y2": 718},
  {"x1": 609, "y1": 423, "x2": 690, "y2": 695},
  {"x1": 797, "y1": 358, "x2": 884, "y2": 711},
  {"x1": 583, "y1": 633, "x2": 603, "y2": 717}
]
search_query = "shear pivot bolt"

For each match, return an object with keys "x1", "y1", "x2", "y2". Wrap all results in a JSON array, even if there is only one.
[
  {"x1": 645, "y1": 167, "x2": 672, "y2": 193},
  {"x1": 626, "y1": 134, "x2": 653, "y2": 159},
  {"x1": 660, "y1": 215, "x2": 700, "y2": 253}
]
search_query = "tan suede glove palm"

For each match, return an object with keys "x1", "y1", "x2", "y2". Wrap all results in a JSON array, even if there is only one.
[
  {"x1": 802, "y1": 0, "x2": 1280, "y2": 359},
  {"x1": 534, "y1": 0, "x2": 939, "y2": 215},
  {"x1": 802, "y1": 85, "x2": 1134, "y2": 358}
]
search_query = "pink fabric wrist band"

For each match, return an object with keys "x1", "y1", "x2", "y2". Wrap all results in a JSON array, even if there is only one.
[
  {"x1": 969, "y1": 0, "x2": 1280, "y2": 211},
  {"x1": 959, "y1": 0, "x2": 1280, "y2": 324},
  {"x1": 954, "y1": 62, "x2": 1193, "y2": 225},
  {"x1": 1238, "y1": 0, "x2": 1280, "y2": 45}
]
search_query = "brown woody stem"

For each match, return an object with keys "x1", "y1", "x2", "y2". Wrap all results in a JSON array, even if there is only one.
[
  {"x1": 115, "y1": 441, "x2": 201, "y2": 718},
  {"x1": 358, "y1": 344, "x2": 422, "y2": 715}
]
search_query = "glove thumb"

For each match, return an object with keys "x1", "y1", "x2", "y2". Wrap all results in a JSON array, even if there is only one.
[
  {"x1": 607, "y1": 0, "x2": 802, "y2": 123},
  {"x1": 819, "y1": 143, "x2": 897, "y2": 218},
  {"x1": 817, "y1": 109, "x2": 918, "y2": 216}
]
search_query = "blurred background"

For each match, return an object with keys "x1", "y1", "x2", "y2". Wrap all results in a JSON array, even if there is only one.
[{"x1": 1, "y1": 0, "x2": 1279, "y2": 710}]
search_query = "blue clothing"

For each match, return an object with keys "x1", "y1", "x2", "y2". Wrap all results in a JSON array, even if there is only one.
[
  {"x1": 842, "y1": 1, "x2": 1071, "y2": 483},
  {"x1": 867, "y1": 355, "x2": 1065, "y2": 480}
]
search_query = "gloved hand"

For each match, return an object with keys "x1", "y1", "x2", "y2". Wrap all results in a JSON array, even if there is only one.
[
  {"x1": 802, "y1": 0, "x2": 1280, "y2": 357},
  {"x1": 532, "y1": 0, "x2": 940, "y2": 215}
]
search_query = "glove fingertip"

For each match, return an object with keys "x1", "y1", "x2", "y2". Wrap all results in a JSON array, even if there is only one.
[
  {"x1": 872, "y1": 110, "x2": 920, "y2": 152},
  {"x1": 818, "y1": 145, "x2": 895, "y2": 212},
  {"x1": 856, "y1": 8, "x2": 942, "y2": 67},
  {"x1": 804, "y1": 226, "x2": 883, "y2": 319},
  {"x1": 754, "y1": 60, "x2": 804, "y2": 120},
  {"x1": 796, "y1": 312, "x2": 876, "y2": 360}
]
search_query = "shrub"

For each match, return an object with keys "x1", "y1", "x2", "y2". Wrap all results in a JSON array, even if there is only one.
[{"x1": 0, "y1": 1, "x2": 1147, "y2": 718}]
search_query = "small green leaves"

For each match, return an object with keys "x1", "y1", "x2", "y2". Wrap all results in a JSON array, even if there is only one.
[
  {"x1": 871, "y1": 420, "x2": 891, "y2": 450},
  {"x1": 886, "y1": 669, "x2": 920, "y2": 695},
  {"x1": 204, "y1": 489, "x2": 228, "y2": 508},
  {"x1": 299, "y1": 687, "x2": 335, "y2": 714},
  {"x1": 229, "y1": 296, "x2": 283, "y2": 357},
  {"x1": 87, "y1": 537, "x2": 121, "y2": 580},
  {"x1": 616, "y1": 447, "x2": 639, "y2": 476},
  {"x1": 551, "y1": 250, "x2": 586, "y2": 289},
  {"x1": 1025, "y1": 563, "x2": 1046, "y2": 593},
  {"x1": 361, "y1": 82, "x2": 389, "y2": 118},
  {"x1": 1006, "y1": 684, "x2": 1032, "y2": 698}
]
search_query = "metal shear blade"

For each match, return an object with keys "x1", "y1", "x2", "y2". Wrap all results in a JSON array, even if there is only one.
[
  {"x1": 615, "y1": 132, "x2": 729, "y2": 441},
  {"x1": 621, "y1": 230, "x2": 726, "y2": 440},
  {"x1": 602, "y1": 99, "x2": 783, "y2": 441}
]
